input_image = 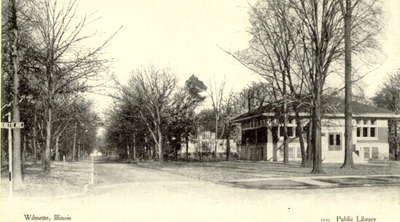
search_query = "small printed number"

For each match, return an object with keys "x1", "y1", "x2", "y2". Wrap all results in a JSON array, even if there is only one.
[{"x1": 321, "y1": 218, "x2": 330, "y2": 222}]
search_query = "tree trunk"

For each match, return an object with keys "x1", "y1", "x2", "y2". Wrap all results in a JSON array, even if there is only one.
[
  {"x1": 10, "y1": 0, "x2": 23, "y2": 187},
  {"x1": 283, "y1": 125, "x2": 288, "y2": 163},
  {"x1": 32, "y1": 112, "x2": 38, "y2": 164},
  {"x1": 199, "y1": 137, "x2": 203, "y2": 162},
  {"x1": 295, "y1": 112, "x2": 306, "y2": 167},
  {"x1": 126, "y1": 144, "x2": 130, "y2": 160},
  {"x1": 226, "y1": 132, "x2": 231, "y2": 161},
  {"x1": 394, "y1": 120, "x2": 399, "y2": 160},
  {"x1": 272, "y1": 127, "x2": 278, "y2": 162},
  {"x1": 255, "y1": 128, "x2": 258, "y2": 161},
  {"x1": 144, "y1": 136, "x2": 149, "y2": 160},
  {"x1": 72, "y1": 122, "x2": 77, "y2": 161},
  {"x1": 55, "y1": 135, "x2": 60, "y2": 161},
  {"x1": 133, "y1": 132, "x2": 137, "y2": 160},
  {"x1": 22, "y1": 135, "x2": 27, "y2": 164},
  {"x1": 311, "y1": 88, "x2": 325, "y2": 174},
  {"x1": 158, "y1": 127, "x2": 163, "y2": 162},
  {"x1": 32, "y1": 134, "x2": 37, "y2": 164},
  {"x1": 77, "y1": 140, "x2": 81, "y2": 161},
  {"x1": 185, "y1": 134, "x2": 189, "y2": 161},
  {"x1": 305, "y1": 119, "x2": 314, "y2": 167},
  {"x1": 44, "y1": 107, "x2": 52, "y2": 172},
  {"x1": 341, "y1": 0, "x2": 355, "y2": 169},
  {"x1": 283, "y1": 75, "x2": 289, "y2": 164},
  {"x1": 214, "y1": 114, "x2": 218, "y2": 160}
]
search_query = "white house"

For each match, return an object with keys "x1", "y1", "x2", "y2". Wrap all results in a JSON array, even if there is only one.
[
  {"x1": 180, "y1": 130, "x2": 238, "y2": 159},
  {"x1": 232, "y1": 99, "x2": 400, "y2": 163}
]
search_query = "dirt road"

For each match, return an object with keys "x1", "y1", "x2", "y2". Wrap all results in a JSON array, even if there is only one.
[{"x1": 1, "y1": 161, "x2": 399, "y2": 222}]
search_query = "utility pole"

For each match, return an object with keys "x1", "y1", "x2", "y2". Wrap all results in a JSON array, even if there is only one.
[{"x1": 9, "y1": 0, "x2": 23, "y2": 187}]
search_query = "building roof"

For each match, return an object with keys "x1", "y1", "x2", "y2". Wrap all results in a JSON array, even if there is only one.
[
  {"x1": 324, "y1": 97, "x2": 394, "y2": 114},
  {"x1": 232, "y1": 97, "x2": 399, "y2": 123}
]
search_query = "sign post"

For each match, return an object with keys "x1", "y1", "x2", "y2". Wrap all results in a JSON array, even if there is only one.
[
  {"x1": 1, "y1": 114, "x2": 24, "y2": 198},
  {"x1": 1, "y1": 122, "x2": 24, "y2": 128},
  {"x1": 7, "y1": 113, "x2": 13, "y2": 198}
]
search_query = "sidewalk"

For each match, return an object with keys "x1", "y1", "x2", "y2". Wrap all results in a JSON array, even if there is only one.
[{"x1": 223, "y1": 174, "x2": 400, "y2": 189}]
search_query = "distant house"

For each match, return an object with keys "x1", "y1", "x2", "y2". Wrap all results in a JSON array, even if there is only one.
[
  {"x1": 180, "y1": 130, "x2": 238, "y2": 159},
  {"x1": 232, "y1": 99, "x2": 400, "y2": 163}
]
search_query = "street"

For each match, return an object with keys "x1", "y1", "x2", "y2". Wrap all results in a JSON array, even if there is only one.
[{"x1": 1, "y1": 161, "x2": 399, "y2": 222}]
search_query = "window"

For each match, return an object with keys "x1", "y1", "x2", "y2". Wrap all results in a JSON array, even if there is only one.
[
  {"x1": 328, "y1": 133, "x2": 341, "y2": 151},
  {"x1": 329, "y1": 134, "x2": 335, "y2": 146},
  {"x1": 287, "y1": 127, "x2": 294, "y2": 137},
  {"x1": 279, "y1": 126, "x2": 284, "y2": 138},
  {"x1": 279, "y1": 126, "x2": 295, "y2": 138},
  {"x1": 364, "y1": 147, "x2": 370, "y2": 159},
  {"x1": 356, "y1": 119, "x2": 377, "y2": 139},
  {"x1": 363, "y1": 127, "x2": 368, "y2": 137},
  {"x1": 370, "y1": 127, "x2": 376, "y2": 137},
  {"x1": 336, "y1": 134, "x2": 341, "y2": 146}
]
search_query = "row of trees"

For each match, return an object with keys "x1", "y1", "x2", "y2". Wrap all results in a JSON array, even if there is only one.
[
  {"x1": 106, "y1": 67, "x2": 296, "y2": 163},
  {"x1": 107, "y1": 68, "x2": 208, "y2": 161},
  {"x1": 2, "y1": 0, "x2": 113, "y2": 188}
]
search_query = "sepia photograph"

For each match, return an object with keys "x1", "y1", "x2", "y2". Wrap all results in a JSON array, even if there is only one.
[{"x1": 1, "y1": 0, "x2": 399, "y2": 221}]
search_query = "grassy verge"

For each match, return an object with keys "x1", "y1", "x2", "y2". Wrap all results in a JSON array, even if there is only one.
[{"x1": 1, "y1": 161, "x2": 91, "y2": 198}]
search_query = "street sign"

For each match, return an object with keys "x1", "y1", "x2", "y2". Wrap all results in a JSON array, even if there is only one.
[{"x1": 1, "y1": 122, "x2": 24, "y2": 129}]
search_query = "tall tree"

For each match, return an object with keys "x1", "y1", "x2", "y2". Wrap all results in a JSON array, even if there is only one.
[
  {"x1": 27, "y1": 0, "x2": 116, "y2": 171},
  {"x1": 168, "y1": 75, "x2": 207, "y2": 161},
  {"x1": 227, "y1": 0, "x2": 310, "y2": 164},
  {"x1": 220, "y1": 92, "x2": 236, "y2": 161},
  {"x1": 117, "y1": 66, "x2": 177, "y2": 162},
  {"x1": 340, "y1": 0, "x2": 354, "y2": 168}
]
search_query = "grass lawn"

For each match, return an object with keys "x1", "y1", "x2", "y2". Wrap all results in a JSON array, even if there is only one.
[
  {"x1": 1, "y1": 161, "x2": 91, "y2": 198},
  {"x1": 138, "y1": 160, "x2": 400, "y2": 183}
]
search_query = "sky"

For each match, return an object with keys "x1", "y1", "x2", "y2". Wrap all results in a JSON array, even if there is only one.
[{"x1": 76, "y1": 0, "x2": 400, "y2": 113}]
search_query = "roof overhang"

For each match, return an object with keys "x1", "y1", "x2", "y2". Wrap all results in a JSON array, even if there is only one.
[{"x1": 232, "y1": 112, "x2": 400, "y2": 123}]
